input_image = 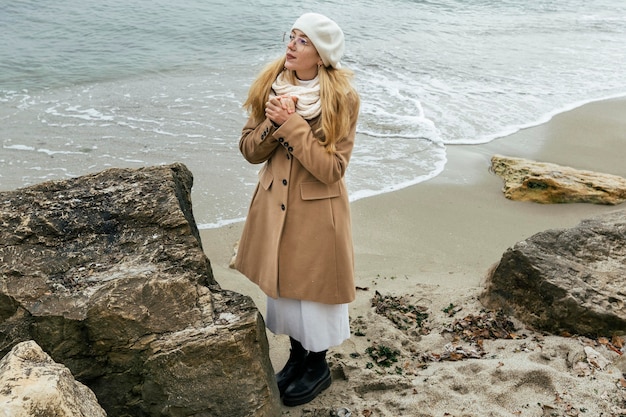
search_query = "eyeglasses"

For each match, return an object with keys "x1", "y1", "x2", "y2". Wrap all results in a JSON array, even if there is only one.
[{"x1": 283, "y1": 32, "x2": 310, "y2": 49}]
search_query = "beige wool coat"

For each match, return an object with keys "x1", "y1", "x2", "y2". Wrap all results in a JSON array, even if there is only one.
[{"x1": 234, "y1": 110, "x2": 357, "y2": 304}]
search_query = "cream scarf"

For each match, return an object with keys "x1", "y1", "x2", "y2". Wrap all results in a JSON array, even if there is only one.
[{"x1": 270, "y1": 71, "x2": 321, "y2": 120}]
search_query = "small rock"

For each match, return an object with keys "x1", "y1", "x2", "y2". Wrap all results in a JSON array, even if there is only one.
[
  {"x1": 584, "y1": 346, "x2": 610, "y2": 370},
  {"x1": 491, "y1": 155, "x2": 626, "y2": 204},
  {"x1": 0, "y1": 341, "x2": 107, "y2": 417}
]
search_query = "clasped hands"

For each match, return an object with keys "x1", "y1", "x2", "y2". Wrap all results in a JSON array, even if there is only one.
[{"x1": 265, "y1": 95, "x2": 298, "y2": 126}]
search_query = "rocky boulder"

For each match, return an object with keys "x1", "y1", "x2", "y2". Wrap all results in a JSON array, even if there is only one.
[
  {"x1": 0, "y1": 340, "x2": 107, "y2": 417},
  {"x1": 490, "y1": 155, "x2": 626, "y2": 204},
  {"x1": 480, "y1": 210, "x2": 626, "y2": 336},
  {"x1": 0, "y1": 163, "x2": 280, "y2": 417}
]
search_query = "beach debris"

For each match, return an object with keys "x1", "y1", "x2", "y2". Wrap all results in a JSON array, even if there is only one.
[
  {"x1": 301, "y1": 408, "x2": 348, "y2": 417},
  {"x1": 418, "y1": 342, "x2": 485, "y2": 363},
  {"x1": 443, "y1": 309, "x2": 520, "y2": 344},
  {"x1": 410, "y1": 310, "x2": 521, "y2": 362},
  {"x1": 371, "y1": 291, "x2": 430, "y2": 334},
  {"x1": 365, "y1": 344, "x2": 401, "y2": 368},
  {"x1": 353, "y1": 328, "x2": 366, "y2": 337},
  {"x1": 574, "y1": 337, "x2": 624, "y2": 376},
  {"x1": 422, "y1": 343, "x2": 485, "y2": 362},
  {"x1": 513, "y1": 342, "x2": 535, "y2": 353},
  {"x1": 584, "y1": 346, "x2": 611, "y2": 370},
  {"x1": 600, "y1": 336, "x2": 625, "y2": 355},
  {"x1": 537, "y1": 392, "x2": 592, "y2": 417},
  {"x1": 573, "y1": 361, "x2": 593, "y2": 377},
  {"x1": 337, "y1": 408, "x2": 352, "y2": 417},
  {"x1": 350, "y1": 315, "x2": 368, "y2": 337},
  {"x1": 611, "y1": 406, "x2": 626, "y2": 416},
  {"x1": 578, "y1": 335, "x2": 625, "y2": 358},
  {"x1": 442, "y1": 302, "x2": 462, "y2": 317},
  {"x1": 551, "y1": 392, "x2": 584, "y2": 417},
  {"x1": 328, "y1": 408, "x2": 352, "y2": 417},
  {"x1": 441, "y1": 342, "x2": 483, "y2": 360}
]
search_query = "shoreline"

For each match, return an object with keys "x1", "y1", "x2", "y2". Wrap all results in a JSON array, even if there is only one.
[
  {"x1": 191, "y1": 93, "x2": 626, "y2": 231},
  {"x1": 348, "y1": 97, "x2": 626, "y2": 289},
  {"x1": 202, "y1": 96, "x2": 626, "y2": 293},
  {"x1": 199, "y1": 97, "x2": 626, "y2": 414}
]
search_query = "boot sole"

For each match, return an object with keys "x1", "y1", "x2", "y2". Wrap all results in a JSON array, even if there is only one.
[{"x1": 282, "y1": 374, "x2": 332, "y2": 407}]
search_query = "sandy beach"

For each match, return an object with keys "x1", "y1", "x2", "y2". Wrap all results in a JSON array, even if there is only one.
[{"x1": 200, "y1": 98, "x2": 626, "y2": 416}]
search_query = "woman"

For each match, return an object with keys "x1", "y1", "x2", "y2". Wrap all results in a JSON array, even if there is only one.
[{"x1": 234, "y1": 12, "x2": 359, "y2": 406}]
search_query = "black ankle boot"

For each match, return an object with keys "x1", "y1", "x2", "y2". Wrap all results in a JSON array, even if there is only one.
[
  {"x1": 282, "y1": 350, "x2": 331, "y2": 407},
  {"x1": 275, "y1": 338, "x2": 308, "y2": 396}
]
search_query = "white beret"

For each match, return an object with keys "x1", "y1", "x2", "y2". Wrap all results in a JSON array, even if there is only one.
[{"x1": 292, "y1": 13, "x2": 345, "y2": 69}]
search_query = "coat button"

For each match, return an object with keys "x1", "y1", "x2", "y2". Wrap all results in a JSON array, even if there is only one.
[
  {"x1": 282, "y1": 179, "x2": 288, "y2": 186},
  {"x1": 283, "y1": 141, "x2": 289, "y2": 147},
  {"x1": 278, "y1": 137, "x2": 284, "y2": 143},
  {"x1": 281, "y1": 204, "x2": 286, "y2": 211},
  {"x1": 288, "y1": 146, "x2": 293, "y2": 152}
]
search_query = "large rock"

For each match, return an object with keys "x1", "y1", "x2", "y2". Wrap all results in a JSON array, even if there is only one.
[
  {"x1": 0, "y1": 163, "x2": 280, "y2": 417},
  {"x1": 0, "y1": 340, "x2": 107, "y2": 417},
  {"x1": 490, "y1": 155, "x2": 626, "y2": 204},
  {"x1": 480, "y1": 210, "x2": 626, "y2": 336}
]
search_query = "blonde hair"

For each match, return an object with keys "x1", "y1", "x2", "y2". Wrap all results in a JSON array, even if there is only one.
[{"x1": 243, "y1": 57, "x2": 360, "y2": 154}]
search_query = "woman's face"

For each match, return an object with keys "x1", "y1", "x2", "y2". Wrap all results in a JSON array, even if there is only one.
[{"x1": 284, "y1": 29, "x2": 322, "y2": 80}]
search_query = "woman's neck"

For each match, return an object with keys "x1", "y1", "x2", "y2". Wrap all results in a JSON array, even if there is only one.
[{"x1": 295, "y1": 68, "x2": 318, "y2": 81}]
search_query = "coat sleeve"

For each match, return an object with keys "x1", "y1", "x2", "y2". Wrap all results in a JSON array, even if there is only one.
[
  {"x1": 239, "y1": 116, "x2": 281, "y2": 164},
  {"x1": 273, "y1": 109, "x2": 358, "y2": 185}
]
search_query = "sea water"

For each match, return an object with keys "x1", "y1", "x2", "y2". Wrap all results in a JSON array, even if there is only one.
[{"x1": 1, "y1": 0, "x2": 625, "y2": 228}]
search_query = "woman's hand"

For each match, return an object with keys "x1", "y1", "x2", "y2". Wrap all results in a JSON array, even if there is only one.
[{"x1": 265, "y1": 95, "x2": 298, "y2": 126}]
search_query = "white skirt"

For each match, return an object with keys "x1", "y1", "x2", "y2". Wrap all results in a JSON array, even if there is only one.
[{"x1": 265, "y1": 296, "x2": 350, "y2": 352}]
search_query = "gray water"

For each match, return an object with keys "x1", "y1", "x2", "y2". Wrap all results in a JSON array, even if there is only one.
[{"x1": 2, "y1": 0, "x2": 625, "y2": 227}]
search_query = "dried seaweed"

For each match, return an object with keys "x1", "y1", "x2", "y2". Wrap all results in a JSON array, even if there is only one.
[
  {"x1": 418, "y1": 342, "x2": 485, "y2": 362},
  {"x1": 365, "y1": 344, "x2": 401, "y2": 368},
  {"x1": 415, "y1": 310, "x2": 522, "y2": 363},
  {"x1": 443, "y1": 310, "x2": 520, "y2": 343},
  {"x1": 371, "y1": 291, "x2": 430, "y2": 333}
]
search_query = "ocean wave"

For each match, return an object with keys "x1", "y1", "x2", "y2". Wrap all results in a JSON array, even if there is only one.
[{"x1": 1, "y1": 0, "x2": 625, "y2": 228}]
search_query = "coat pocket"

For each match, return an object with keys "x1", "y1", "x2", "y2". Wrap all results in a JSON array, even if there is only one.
[
  {"x1": 258, "y1": 164, "x2": 273, "y2": 190},
  {"x1": 300, "y1": 181, "x2": 342, "y2": 200}
]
